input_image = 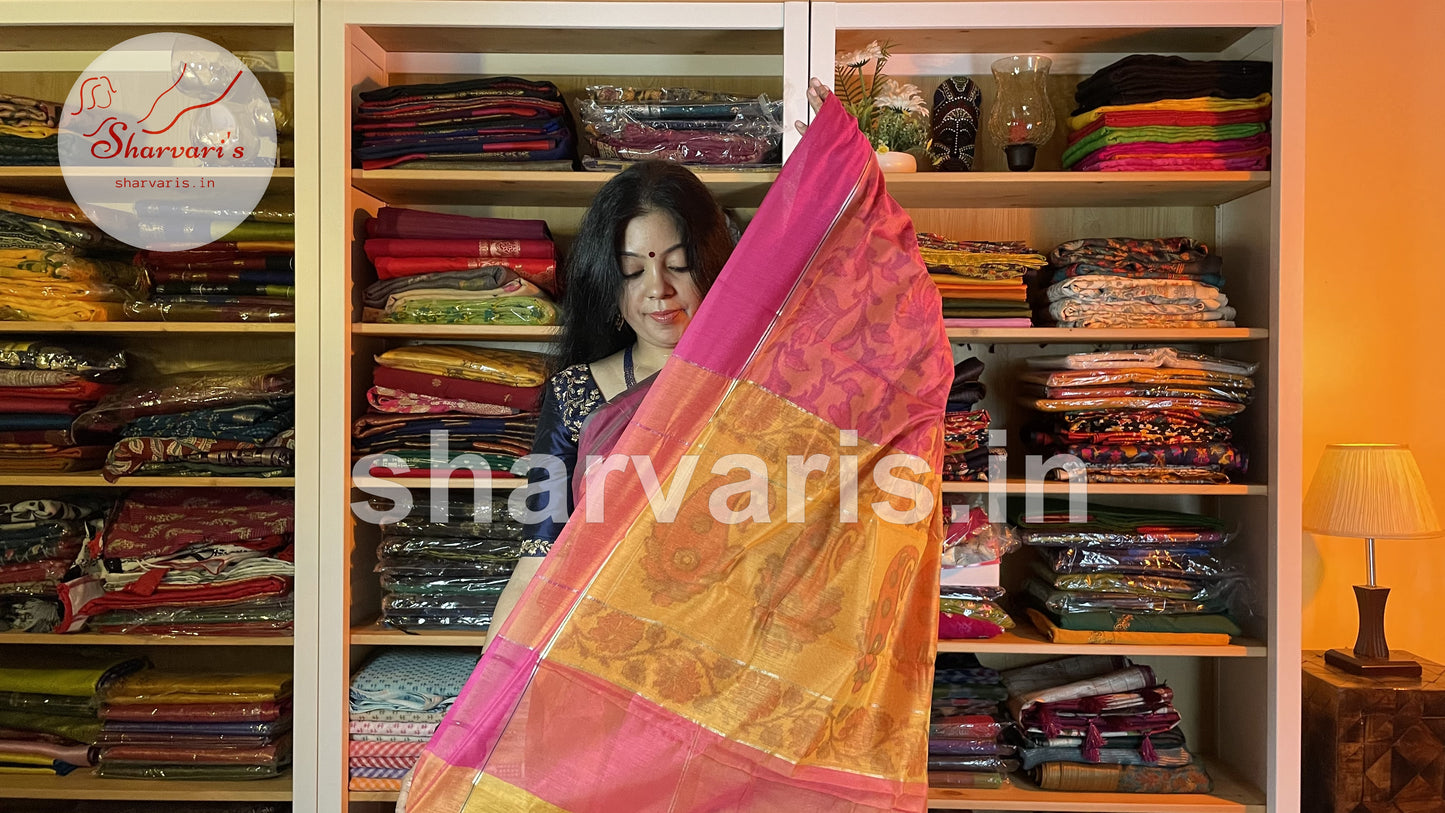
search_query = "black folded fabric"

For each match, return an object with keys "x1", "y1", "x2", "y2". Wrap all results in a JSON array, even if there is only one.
[{"x1": 1073, "y1": 55, "x2": 1273, "y2": 115}]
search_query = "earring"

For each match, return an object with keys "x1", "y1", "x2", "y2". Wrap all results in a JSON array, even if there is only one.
[{"x1": 613, "y1": 313, "x2": 625, "y2": 331}]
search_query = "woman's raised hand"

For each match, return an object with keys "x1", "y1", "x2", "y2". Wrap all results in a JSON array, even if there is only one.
[{"x1": 793, "y1": 77, "x2": 832, "y2": 136}]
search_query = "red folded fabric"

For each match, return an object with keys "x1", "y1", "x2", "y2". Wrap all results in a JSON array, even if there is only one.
[
  {"x1": 365, "y1": 238, "x2": 554, "y2": 261},
  {"x1": 366, "y1": 207, "x2": 550, "y2": 241},
  {"x1": 0, "y1": 380, "x2": 112, "y2": 400},
  {"x1": 0, "y1": 397, "x2": 91, "y2": 414},
  {"x1": 349, "y1": 755, "x2": 421, "y2": 769},
  {"x1": 103, "y1": 488, "x2": 294, "y2": 559},
  {"x1": 370, "y1": 366, "x2": 542, "y2": 411},
  {"x1": 0, "y1": 559, "x2": 69, "y2": 585},
  {"x1": 101, "y1": 701, "x2": 289, "y2": 723},
  {"x1": 348, "y1": 739, "x2": 428, "y2": 758},
  {"x1": 372, "y1": 255, "x2": 557, "y2": 281},
  {"x1": 1067, "y1": 106, "x2": 1271, "y2": 144},
  {"x1": 58, "y1": 574, "x2": 292, "y2": 632}
]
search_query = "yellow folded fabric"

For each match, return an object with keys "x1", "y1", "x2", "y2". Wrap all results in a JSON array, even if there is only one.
[
  {"x1": 374, "y1": 345, "x2": 549, "y2": 387},
  {"x1": 1068, "y1": 92, "x2": 1272, "y2": 130},
  {"x1": 0, "y1": 123, "x2": 55, "y2": 139},
  {"x1": 0, "y1": 752, "x2": 59, "y2": 767},
  {"x1": 104, "y1": 672, "x2": 293, "y2": 704},
  {"x1": 1027, "y1": 609, "x2": 1230, "y2": 647}
]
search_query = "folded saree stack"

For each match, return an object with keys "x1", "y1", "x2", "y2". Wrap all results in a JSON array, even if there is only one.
[
  {"x1": 72, "y1": 364, "x2": 295, "y2": 482},
  {"x1": 0, "y1": 496, "x2": 110, "y2": 634},
  {"x1": 57, "y1": 488, "x2": 294, "y2": 635},
  {"x1": 97, "y1": 670, "x2": 293, "y2": 779},
  {"x1": 942, "y1": 356, "x2": 994, "y2": 481},
  {"x1": 0, "y1": 91, "x2": 60, "y2": 165},
  {"x1": 1035, "y1": 237, "x2": 1233, "y2": 328},
  {"x1": 918, "y1": 234, "x2": 1042, "y2": 327},
  {"x1": 0, "y1": 192, "x2": 147, "y2": 321},
  {"x1": 348, "y1": 649, "x2": 478, "y2": 791},
  {"x1": 577, "y1": 85, "x2": 783, "y2": 169},
  {"x1": 361, "y1": 207, "x2": 560, "y2": 325},
  {"x1": 938, "y1": 500, "x2": 1021, "y2": 639},
  {"x1": 1066, "y1": 55, "x2": 1272, "y2": 172},
  {"x1": 0, "y1": 341, "x2": 127, "y2": 473},
  {"x1": 1015, "y1": 501, "x2": 1246, "y2": 643},
  {"x1": 358, "y1": 345, "x2": 543, "y2": 479},
  {"x1": 0, "y1": 653, "x2": 144, "y2": 776},
  {"x1": 929, "y1": 653, "x2": 1016, "y2": 789},
  {"x1": 1019, "y1": 347, "x2": 1254, "y2": 483},
  {"x1": 127, "y1": 197, "x2": 297, "y2": 322},
  {"x1": 1002, "y1": 655, "x2": 1212, "y2": 793},
  {"x1": 371, "y1": 494, "x2": 523, "y2": 630},
  {"x1": 354, "y1": 77, "x2": 575, "y2": 171}
]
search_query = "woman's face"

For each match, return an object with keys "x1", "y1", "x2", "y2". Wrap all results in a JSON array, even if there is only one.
[{"x1": 618, "y1": 209, "x2": 702, "y2": 353}]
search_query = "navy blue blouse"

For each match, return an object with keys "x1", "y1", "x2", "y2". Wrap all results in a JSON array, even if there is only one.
[{"x1": 518, "y1": 363, "x2": 604, "y2": 556}]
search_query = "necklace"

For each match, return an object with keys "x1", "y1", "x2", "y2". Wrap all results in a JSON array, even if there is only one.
[{"x1": 624, "y1": 344, "x2": 636, "y2": 389}]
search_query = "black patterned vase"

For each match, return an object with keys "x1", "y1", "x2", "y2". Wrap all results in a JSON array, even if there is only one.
[{"x1": 928, "y1": 77, "x2": 983, "y2": 171}]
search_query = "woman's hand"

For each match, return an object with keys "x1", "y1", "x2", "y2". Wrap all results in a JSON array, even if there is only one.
[{"x1": 793, "y1": 77, "x2": 832, "y2": 136}]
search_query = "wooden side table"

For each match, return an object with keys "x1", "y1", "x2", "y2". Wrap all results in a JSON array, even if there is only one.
[{"x1": 1302, "y1": 651, "x2": 1445, "y2": 813}]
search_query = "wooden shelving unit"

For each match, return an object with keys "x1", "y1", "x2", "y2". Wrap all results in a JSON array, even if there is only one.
[
  {"x1": 0, "y1": 1, "x2": 320, "y2": 808},
  {"x1": 321, "y1": 2, "x2": 1304, "y2": 812}
]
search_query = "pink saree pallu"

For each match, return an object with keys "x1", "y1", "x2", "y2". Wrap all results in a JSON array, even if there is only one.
[{"x1": 404, "y1": 94, "x2": 951, "y2": 813}]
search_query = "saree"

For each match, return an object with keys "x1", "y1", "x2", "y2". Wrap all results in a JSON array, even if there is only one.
[{"x1": 403, "y1": 94, "x2": 950, "y2": 811}]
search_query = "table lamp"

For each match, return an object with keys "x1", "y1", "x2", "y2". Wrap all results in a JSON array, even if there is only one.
[{"x1": 1303, "y1": 443, "x2": 1442, "y2": 678}]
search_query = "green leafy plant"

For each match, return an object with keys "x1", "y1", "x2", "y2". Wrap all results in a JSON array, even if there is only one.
[{"x1": 834, "y1": 41, "x2": 930, "y2": 153}]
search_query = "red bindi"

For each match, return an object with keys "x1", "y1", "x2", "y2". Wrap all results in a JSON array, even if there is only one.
[{"x1": 648, "y1": 251, "x2": 655, "y2": 258}]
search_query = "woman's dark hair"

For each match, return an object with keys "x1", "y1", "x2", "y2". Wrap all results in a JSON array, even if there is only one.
[{"x1": 553, "y1": 160, "x2": 734, "y2": 372}]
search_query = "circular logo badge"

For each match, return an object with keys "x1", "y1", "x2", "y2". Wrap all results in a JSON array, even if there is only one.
[{"x1": 58, "y1": 32, "x2": 277, "y2": 251}]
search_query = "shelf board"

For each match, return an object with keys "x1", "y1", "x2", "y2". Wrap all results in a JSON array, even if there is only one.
[
  {"x1": 0, "y1": 322, "x2": 295, "y2": 335},
  {"x1": 353, "y1": 170, "x2": 1268, "y2": 209},
  {"x1": 0, "y1": 475, "x2": 295, "y2": 488},
  {"x1": 352, "y1": 323, "x2": 559, "y2": 340},
  {"x1": 360, "y1": 25, "x2": 782, "y2": 56},
  {"x1": 941, "y1": 480, "x2": 1267, "y2": 496},
  {"x1": 940, "y1": 625, "x2": 1266, "y2": 658},
  {"x1": 0, "y1": 167, "x2": 295, "y2": 198},
  {"x1": 351, "y1": 169, "x2": 779, "y2": 208},
  {"x1": 0, "y1": 632, "x2": 292, "y2": 646},
  {"x1": 884, "y1": 172, "x2": 1271, "y2": 208},
  {"x1": 0, "y1": 773, "x2": 292, "y2": 801},
  {"x1": 348, "y1": 761, "x2": 1261, "y2": 811},
  {"x1": 927, "y1": 757, "x2": 1263, "y2": 811},
  {"x1": 350, "y1": 622, "x2": 488, "y2": 647},
  {"x1": 835, "y1": 26, "x2": 1259, "y2": 61},
  {"x1": 945, "y1": 327, "x2": 1267, "y2": 343}
]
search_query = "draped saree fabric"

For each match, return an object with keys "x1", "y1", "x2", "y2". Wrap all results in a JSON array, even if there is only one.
[{"x1": 404, "y1": 94, "x2": 952, "y2": 812}]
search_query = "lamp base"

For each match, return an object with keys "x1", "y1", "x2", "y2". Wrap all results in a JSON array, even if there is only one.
[{"x1": 1325, "y1": 647, "x2": 1422, "y2": 679}]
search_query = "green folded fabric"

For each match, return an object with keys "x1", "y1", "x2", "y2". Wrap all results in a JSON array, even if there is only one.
[
  {"x1": 217, "y1": 220, "x2": 296, "y2": 242},
  {"x1": 0, "y1": 656, "x2": 146, "y2": 697},
  {"x1": 1044, "y1": 609, "x2": 1242, "y2": 636},
  {"x1": 0, "y1": 710, "x2": 102, "y2": 744},
  {"x1": 1062, "y1": 122, "x2": 1268, "y2": 167}
]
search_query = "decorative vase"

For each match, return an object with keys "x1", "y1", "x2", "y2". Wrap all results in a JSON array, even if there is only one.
[
  {"x1": 875, "y1": 149, "x2": 917, "y2": 173},
  {"x1": 987, "y1": 55, "x2": 1056, "y2": 172},
  {"x1": 929, "y1": 77, "x2": 982, "y2": 171}
]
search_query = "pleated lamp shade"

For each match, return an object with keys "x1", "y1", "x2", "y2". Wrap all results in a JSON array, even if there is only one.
[{"x1": 1303, "y1": 444, "x2": 1443, "y2": 539}]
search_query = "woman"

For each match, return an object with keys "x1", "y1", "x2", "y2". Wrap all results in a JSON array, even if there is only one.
[
  {"x1": 489, "y1": 77, "x2": 833, "y2": 638},
  {"x1": 488, "y1": 157, "x2": 737, "y2": 636}
]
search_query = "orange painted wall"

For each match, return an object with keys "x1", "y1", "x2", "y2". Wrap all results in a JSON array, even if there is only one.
[{"x1": 1303, "y1": 0, "x2": 1445, "y2": 662}]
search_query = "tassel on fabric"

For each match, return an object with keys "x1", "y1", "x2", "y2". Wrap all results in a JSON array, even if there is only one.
[
  {"x1": 1042, "y1": 708, "x2": 1062, "y2": 739},
  {"x1": 1140, "y1": 731, "x2": 1158, "y2": 764},
  {"x1": 1083, "y1": 719, "x2": 1103, "y2": 762}
]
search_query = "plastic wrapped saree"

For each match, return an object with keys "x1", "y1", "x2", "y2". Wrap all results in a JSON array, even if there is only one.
[{"x1": 402, "y1": 93, "x2": 951, "y2": 812}]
